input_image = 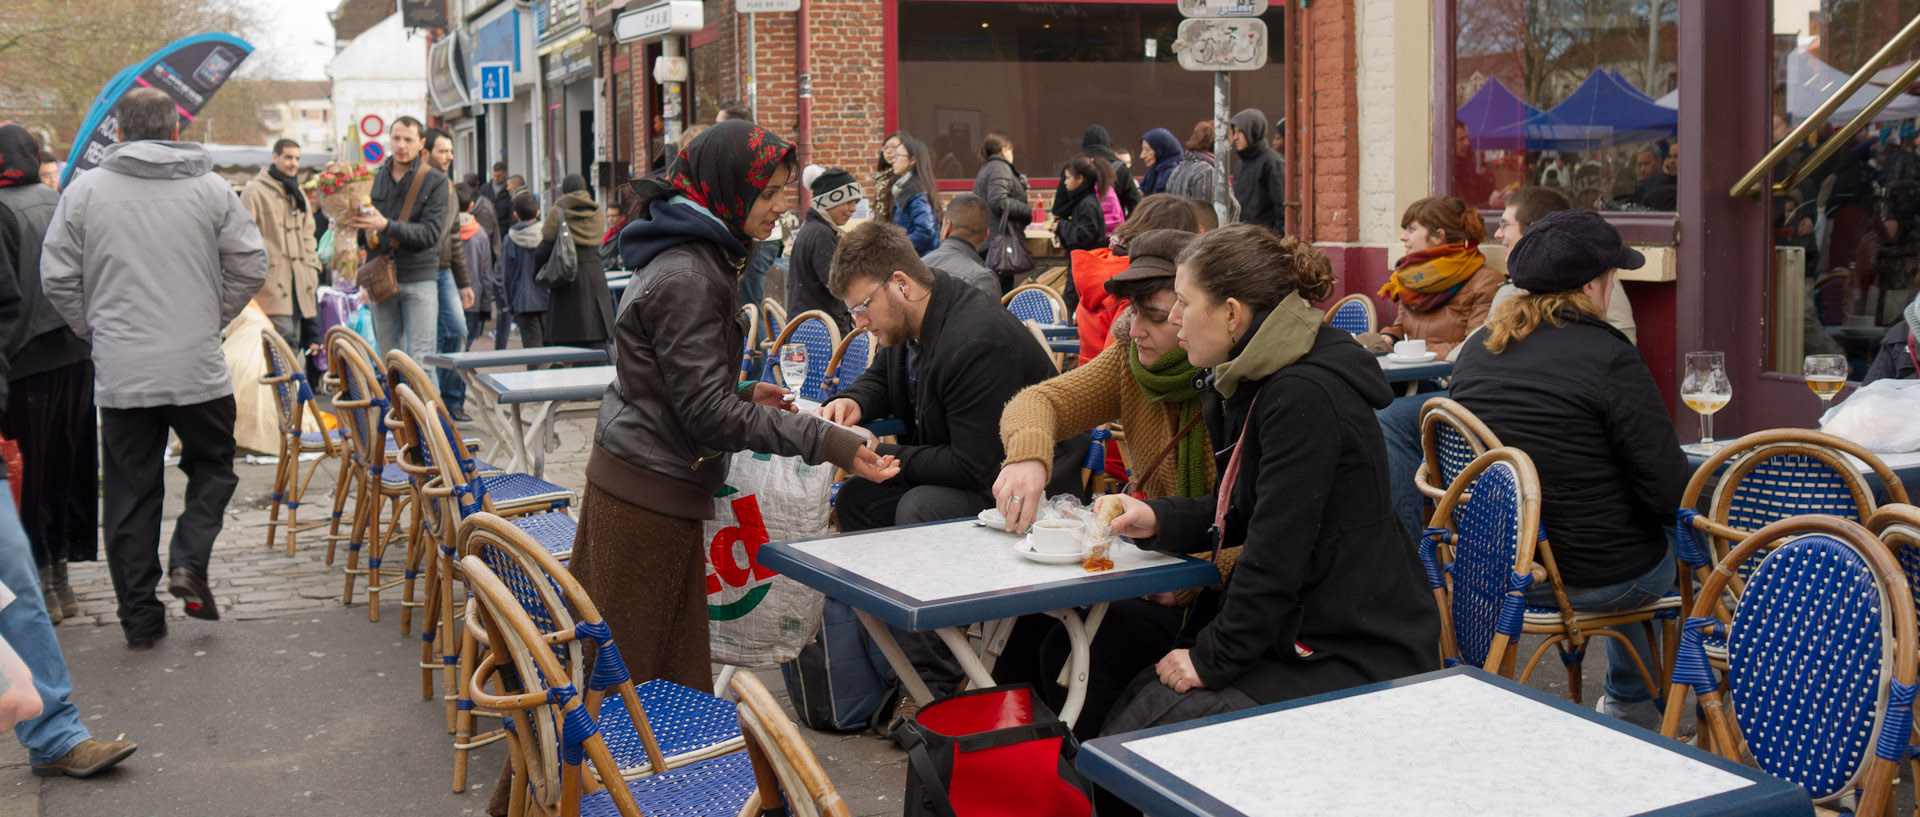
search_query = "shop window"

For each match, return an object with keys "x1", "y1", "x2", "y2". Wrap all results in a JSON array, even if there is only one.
[
  {"x1": 895, "y1": 0, "x2": 1287, "y2": 181},
  {"x1": 1450, "y1": 0, "x2": 1679, "y2": 212}
]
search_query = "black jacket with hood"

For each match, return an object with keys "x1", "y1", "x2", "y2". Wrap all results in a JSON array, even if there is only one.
[
  {"x1": 1230, "y1": 110, "x2": 1286, "y2": 235},
  {"x1": 1144, "y1": 321, "x2": 1440, "y2": 706},
  {"x1": 1051, "y1": 182, "x2": 1107, "y2": 253},
  {"x1": 1055, "y1": 126, "x2": 1141, "y2": 217},
  {"x1": 591, "y1": 199, "x2": 864, "y2": 520},
  {"x1": 365, "y1": 157, "x2": 448, "y2": 283}
]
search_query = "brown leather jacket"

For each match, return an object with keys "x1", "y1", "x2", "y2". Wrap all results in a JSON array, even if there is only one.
[{"x1": 1380, "y1": 265, "x2": 1503, "y2": 358}]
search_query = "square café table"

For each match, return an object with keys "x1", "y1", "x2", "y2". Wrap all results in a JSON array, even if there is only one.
[
  {"x1": 475, "y1": 364, "x2": 615, "y2": 478},
  {"x1": 759, "y1": 520, "x2": 1220, "y2": 726},
  {"x1": 424, "y1": 346, "x2": 609, "y2": 470},
  {"x1": 1080, "y1": 666, "x2": 1810, "y2": 817}
]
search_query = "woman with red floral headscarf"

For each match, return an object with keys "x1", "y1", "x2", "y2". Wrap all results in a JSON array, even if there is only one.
[{"x1": 575, "y1": 120, "x2": 898, "y2": 687}]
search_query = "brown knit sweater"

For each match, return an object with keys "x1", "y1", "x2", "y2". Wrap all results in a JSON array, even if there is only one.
[{"x1": 999, "y1": 324, "x2": 1216, "y2": 498}]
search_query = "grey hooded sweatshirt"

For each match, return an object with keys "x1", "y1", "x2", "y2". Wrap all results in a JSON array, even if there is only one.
[{"x1": 40, "y1": 140, "x2": 268, "y2": 408}]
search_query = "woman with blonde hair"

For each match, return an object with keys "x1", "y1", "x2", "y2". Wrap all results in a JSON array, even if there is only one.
[{"x1": 1450, "y1": 209, "x2": 1684, "y2": 731}]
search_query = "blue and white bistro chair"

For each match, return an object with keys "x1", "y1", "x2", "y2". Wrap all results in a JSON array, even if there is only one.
[
  {"x1": 460, "y1": 553, "x2": 759, "y2": 816},
  {"x1": 327, "y1": 334, "x2": 420, "y2": 624},
  {"x1": 1003, "y1": 283, "x2": 1066, "y2": 325},
  {"x1": 1322, "y1": 293, "x2": 1376, "y2": 334},
  {"x1": 762, "y1": 310, "x2": 842, "y2": 404},
  {"x1": 1662, "y1": 514, "x2": 1916, "y2": 816},
  {"x1": 1415, "y1": 397, "x2": 1501, "y2": 504},
  {"x1": 1419, "y1": 447, "x2": 1541, "y2": 675},
  {"x1": 260, "y1": 328, "x2": 342, "y2": 558},
  {"x1": 822, "y1": 328, "x2": 873, "y2": 396},
  {"x1": 738, "y1": 303, "x2": 762, "y2": 382},
  {"x1": 456, "y1": 513, "x2": 746, "y2": 796}
]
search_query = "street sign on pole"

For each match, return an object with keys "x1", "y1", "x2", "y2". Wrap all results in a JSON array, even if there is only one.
[
  {"x1": 737, "y1": 0, "x2": 800, "y2": 11},
  {"x1": 1173, "y1": 18, "x2": 1268, "y2": 71},
  {"x1": 475, "y1": 61, "x2": 513, "y2": 102},
  {"x1": 614, "y1": 0, "x2": 704, "y2": 43},
  {"x1": 1177, "y1": 0, "x2": 1268, "y2": 16}
]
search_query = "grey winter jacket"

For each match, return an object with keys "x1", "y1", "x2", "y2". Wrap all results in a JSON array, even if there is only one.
[
  {"x1": 40, "y1": 140, "x2": 268, "y2": 408},
  {"x1": 971, "y1": 156, "x2": 1031, "y2": 237}
]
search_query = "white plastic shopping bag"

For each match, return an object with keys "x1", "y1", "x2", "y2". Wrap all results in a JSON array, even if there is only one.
[
  {"x1": 702, "y1": 449, "x2": 838, "y2": 666},
  {"x1": 1819, "y1": 378, "x2": 1920, "y2": 453}
]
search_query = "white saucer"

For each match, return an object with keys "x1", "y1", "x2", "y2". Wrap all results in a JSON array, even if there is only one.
[
  {"x1": 976, "y1": 508, "x2": 1020, "y2": 532},
  {"x1": 1387, "y1": 351, "x2": 1439, "y2": 364},
  {"x1": 1014, "y1": 538, "x2": 1083, "y2": 565}
]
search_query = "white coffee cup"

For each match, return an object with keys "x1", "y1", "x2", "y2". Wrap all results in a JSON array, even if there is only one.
[
  {"x1": 1028, "y1": 519, "x2": 1086, "y2": 555},
  {"x1": 1393, "y1": 339, "x2": 1427, "y2": 357}
]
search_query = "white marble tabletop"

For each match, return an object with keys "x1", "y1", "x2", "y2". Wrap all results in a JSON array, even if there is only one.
[
  {"x1": 787, "y1": 520, "x2": 1185, "y2": 603},
  {"x1": 480, "y1": 365, "x2": 615, "y2": 403},
  {"x1": 1122, "y1": 673, "x2": 1754, "y2": 817}
]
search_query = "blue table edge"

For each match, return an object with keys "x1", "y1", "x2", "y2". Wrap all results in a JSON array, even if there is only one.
[
  {"x1": 759, "y1": 518, "x2": 1221, "y2": 632},
  {"x1": 1075, "y1": 665, "x2": 1812, "y2": 817},
  {"x1": 473, "y1": 369, "x2": 612, "y2": 405},
  {"x1": 424, "y1": 348, "x2": 608, "y2": 369}
]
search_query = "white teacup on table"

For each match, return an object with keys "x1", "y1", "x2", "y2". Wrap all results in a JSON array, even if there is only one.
[
  {"x1": 1028, "y1": 519, "x2": 1086, "y2": 555},
  {"x1": 1393, "y1": 339, "x2": 1427, "y2": 358}
]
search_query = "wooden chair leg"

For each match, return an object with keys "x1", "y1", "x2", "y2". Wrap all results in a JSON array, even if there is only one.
[
  {"x1": 265, "y1": 435, "x2": 294, "y2": 553},
  {"x1": 398, "y1": 497, "x2": 427, "y2": 635},
  {"x1": 1560, "y1": 639, "x2": 1585, "y2": 705},
  {"x1": 341, "y1": 471, "x2": 377, "y2": 605},
  {"x1": 323, "y1": 463, "x2": 356, "y2": 566},
  {"x1": 366, "y1": 492, "x2": 409, "y2": 623}
]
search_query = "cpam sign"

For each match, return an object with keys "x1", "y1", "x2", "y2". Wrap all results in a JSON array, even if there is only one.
[{"x1": 614, "y1": 0, "x2": 703, "y2": 43}]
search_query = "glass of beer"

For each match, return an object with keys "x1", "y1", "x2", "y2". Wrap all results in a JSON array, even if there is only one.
[
  {"x1": 1803, "y1": 354, "x2": 1847, "y2": 407},
  {"x1": 1681, "y1": 351, "x2": 1731, "y2": 452}
]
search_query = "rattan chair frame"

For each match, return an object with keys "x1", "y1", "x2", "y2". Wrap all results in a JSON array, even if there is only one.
[
  {"x1": 327, "y1": 334, "x2": 415, "y2": 623},
  {"x1": 762, "y1": 310, "x2": 843, "y2": 398},
  {"x1": 260, "y1": 327, "x2": 341, "y2": 557},
  {"x1": 1415, "y1": 397, "x2": 1502, "y2": 501},
  {"x1": 728, "y1": 672, "x2": 851, "y2": 817},
  {"x1": 1678, "y1": 429, "x2": 1910, "y2": 619},
  {"x1": 760, "y1": 299, "x2": 787, "y2": 350},
  {"x1": 1423, "y1": 447, "x2": 1542, "y2": 675},
  {"x1": 820, "y1": 328, "x2": 873, "y2": 395},
  {"x1": 1002, "y1": 282, "x2": 1066, "y2": 325},
  {"x1": 1659, "y1": 514, "x2": 1917, "y2": 815},
  {"x1": 1867, "y1": 502, "x2": 1920, "y2": 796},
  {"x1": 321, "y1": 326, "x2": 380, "y2": 565},
  {"x1": 1322, "y1": 293, "x2": 1377, "y2": 334}
]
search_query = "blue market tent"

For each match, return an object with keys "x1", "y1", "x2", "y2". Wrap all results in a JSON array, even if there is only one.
[
  {"x1": 1456, "y1": 76, "x2": 1543, "y2": 151},
  {"x1": 1485, "y1": 68, "x2": 1679, "y2": 151}
]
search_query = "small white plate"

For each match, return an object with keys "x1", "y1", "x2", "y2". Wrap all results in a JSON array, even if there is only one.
[
  {"x1": 1015, "y1": 538, "x2": 1083, "y2": 565},
  {"x1": 1387, "y1": 351, "x2": 1439, "y2": 364},
  {"x1": 976, "y1": 508, "x2": 1015, "y2": 531}
]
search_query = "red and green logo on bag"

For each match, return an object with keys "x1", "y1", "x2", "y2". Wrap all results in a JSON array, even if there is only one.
[{"x1": 706, "y1": 487, "x2": 780, "y2": 621}]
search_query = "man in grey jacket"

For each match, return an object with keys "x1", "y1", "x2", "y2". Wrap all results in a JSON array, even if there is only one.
[
  {"x1": 39, "y1": 87, "x2": 268, "y2": 648},
  {"x1": 920, "y1": 193, "x2": 999, "y2": 299}
]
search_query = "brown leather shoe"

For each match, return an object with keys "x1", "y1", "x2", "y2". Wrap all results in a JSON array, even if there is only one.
[
  {"x1": 31, "y1": 738, "x2": 137, "y2": 778},
  {"x1": 167, "y1": 568, "x2": 219, "y2": 621}
]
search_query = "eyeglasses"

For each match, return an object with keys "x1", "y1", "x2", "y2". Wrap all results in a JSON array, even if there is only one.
[
  {"x1": 881, "y1": 142, "x2": 902, "y2": 157},
  {"x1": 849, "y1": 279, "x2": 889, "y2": 318}
]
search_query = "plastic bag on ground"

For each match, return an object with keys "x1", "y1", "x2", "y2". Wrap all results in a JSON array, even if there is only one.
[{"x1": 703, "y1": 449, "x2": 838, "y2": 666}]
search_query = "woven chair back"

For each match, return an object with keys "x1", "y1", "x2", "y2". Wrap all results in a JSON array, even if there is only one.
[
  {"x1": 1669, "y1": 515, "x2": 1916, "y2": 811},
  {"x1": 1323, "y1": 293, "x2": 1376, "y2": 334},
  {"x1": 761, "y1": 298, "x2": 786, "y2": 342},
  {"x1": 389, "y1": 383, "x2": 489, "y2": 520},
  {"x1": 1870, "y1": 504, "x2": 1920, "y2": 635},
  {"x1": 322, "y1": 325, "x2": 374, "y2": 392},
  {"x1": 260, "y1": 328, "x2": 305, "y2": 431},
  {"x1": 738, "y1": 303, "x2": 761, "y2": 379},
  {"x1": 730, "y1": 671, "x2": 852, "y2": 817},
  {"x1": 1417, "y1": 397, "x2": 1502, "y2": 502},
  {"x1": 326, "y1": 335, "x2": 389, "y2": 471},
  {"x1": 764, "y1": 310, "x2": 843, "y2": 403},
  {"x1": 823, "y1": 329, "x2": 873, "y2": 396},
  {"x1": 1421, "y1": 447, "x2": 1542, "y2": 672},
  {"x1": 1004, "y1": 284, "x2": 1064, "y2": 325}
]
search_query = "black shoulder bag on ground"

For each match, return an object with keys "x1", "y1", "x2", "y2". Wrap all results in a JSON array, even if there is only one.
[{"x1": 898, "y1": 684, "x2": 1092, "y2": 817}]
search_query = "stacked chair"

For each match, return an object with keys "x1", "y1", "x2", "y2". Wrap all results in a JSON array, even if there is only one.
[
  {"x1": 325, "y1": 332, "x2": 421, "y2": 621},
  {"x1": 1003, "y1": 283, "x2": 1066, "y2": 325},
  {"x1": 259, "y1": 328, "x2": 343, "y2": 557}
]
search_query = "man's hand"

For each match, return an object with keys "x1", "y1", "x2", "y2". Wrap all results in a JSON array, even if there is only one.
[
  {"x1": 991, "y1": 460, "x2": 1049, "y2": 534},
  {"x1": 750, "y1": 382, "x2": 797, "y2": 412},
  {"x1": 1155, "y1": 649, "x2": 1206, "y2": 693},
  {"x1": 817, "y1": 398, "x2": 862, "y2": 426},
  {"x1": 847, "y1": 447, "x2": 900, "y2": 483},
  {"x1": 1108, "y1": 493, "x2": 1160, "y2": 540},
  {"x1": 460, "y1": 287, "x2": 475, "y2": 310},
  {"x1": 349, "y1": 210, "x2": 389, "y2": 232}
]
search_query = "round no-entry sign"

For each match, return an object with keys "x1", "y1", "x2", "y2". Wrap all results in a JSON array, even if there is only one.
[
  {"x1": 363, "y1": 142, "x2": 385, "y2": 164},
  {"x1": 360, "y1": 114, "x2": 384, "y2": 138}
]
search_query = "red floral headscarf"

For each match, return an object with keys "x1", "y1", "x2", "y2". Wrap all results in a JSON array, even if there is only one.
[{"x1": 662, "y1": 120, "x2": 794, "y2": 238}]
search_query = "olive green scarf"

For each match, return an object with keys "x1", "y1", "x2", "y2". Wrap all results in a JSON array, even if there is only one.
[
  {"x1": 1128, "y1": 343, "x2": 1209, "y2": 497},
  {"x1": 1213, "y1": 292, "x2": 1325, "y2": 400}
]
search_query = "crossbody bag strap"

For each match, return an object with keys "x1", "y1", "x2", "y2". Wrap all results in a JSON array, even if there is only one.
[
  {"x1": 397, "y1": 162, "x2": 429, "y2": 225},
  {"x1": 1124, "y1": 410, "x2": 1205, "y2": 499},
  {"x1": 1207, "y1": 387, "x2": 1261, "y2": 563}
]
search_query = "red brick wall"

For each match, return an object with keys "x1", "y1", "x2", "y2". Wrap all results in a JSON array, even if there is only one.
[{"x1": 1304, "y1": 1, "x2": 1359, "y2": 245}]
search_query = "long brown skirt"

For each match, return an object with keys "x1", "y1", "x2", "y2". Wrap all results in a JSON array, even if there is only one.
[{"x1": 485, "y1": 482, "x2": 710, "y2": 813}]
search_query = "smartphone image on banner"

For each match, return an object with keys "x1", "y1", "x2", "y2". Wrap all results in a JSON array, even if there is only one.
[{"x1": 193, "y1": 47, "x2": 236, "y2": 88}]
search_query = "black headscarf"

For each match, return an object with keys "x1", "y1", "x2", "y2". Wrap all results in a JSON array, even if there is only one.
[
  {"x1": 631, "y1": 119, "x2": 794, "y2": 239},
  {"x1": 0, "y1": 125, "x2": 42, "y2": 189}
]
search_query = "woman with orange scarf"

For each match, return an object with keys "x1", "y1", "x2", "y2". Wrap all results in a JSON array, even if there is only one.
[{"x1": 1357, "y1": 196, "x2": 1503, "y2": 358}]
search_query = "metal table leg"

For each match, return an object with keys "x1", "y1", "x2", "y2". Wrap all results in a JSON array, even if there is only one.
[
  {"x1": 524, "y1": 400, "x2": 560, "y2": 479},
  {"x1": 1045, "y1": 601, "x2": 1106, "y2": 729},
  {"x1": 507, "y1": 403, "x2": 530, "y2": 475},
  {"x1": 934, "y1": 626, "x2": 999, "y2": 692},
  {"x1": 459, "y1": 368, "x2": 513, "y2": 464},
  {"x1": 854, "y1": 610, "x2": 935, "y2": 706}
]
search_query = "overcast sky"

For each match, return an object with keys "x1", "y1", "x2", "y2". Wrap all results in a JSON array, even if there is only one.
[{"x1": 238, "y1": 0, "x2": 340, "y2": 81}]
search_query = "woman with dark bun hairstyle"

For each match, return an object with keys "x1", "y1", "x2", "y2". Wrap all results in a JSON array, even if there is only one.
[{"x1": 1097, "y1": 224, "x2": 1439, "y2": 746}]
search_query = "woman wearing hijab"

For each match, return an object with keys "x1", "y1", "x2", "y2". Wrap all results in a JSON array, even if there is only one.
[
  {"x1": 583, "y1": 121, "x2": 899, "y2": 692},
  {"x1": 535, "y1": 173, "x2": 615, "y2": 348},
  {"x1": 1228, "y1": 109, "x2": 1285, "y2": 235},
  {"x1": 1137, "y1": 128, "x2": 1185, "y2": 197}
]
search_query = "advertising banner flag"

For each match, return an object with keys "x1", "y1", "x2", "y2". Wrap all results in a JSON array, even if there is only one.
[{"x1": 63, "y1": 33, "x2": 254, "y2": 186}]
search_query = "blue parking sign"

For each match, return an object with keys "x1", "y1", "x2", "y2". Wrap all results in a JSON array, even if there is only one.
[{"x1": 475, "y1": 62, "x2": 512, "y2": 103}]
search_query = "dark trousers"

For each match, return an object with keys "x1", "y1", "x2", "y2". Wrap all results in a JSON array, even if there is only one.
[
  {"x1": 835, "y1": 479, "x2": 995, "y2": 698},
  {"x1": 0, "y1": 360, "x2": 99, "y2": 565},
  {"x1": 514, "y1": 311, "x2": 546, "y2": 350},
  {"x1": 100, "y1": 396, "x2": 238, "y2": 641}
]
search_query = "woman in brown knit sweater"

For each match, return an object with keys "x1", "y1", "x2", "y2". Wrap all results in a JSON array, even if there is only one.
[{"x1": 990, "y1": 228, "x2": 1218, "y2": 736}]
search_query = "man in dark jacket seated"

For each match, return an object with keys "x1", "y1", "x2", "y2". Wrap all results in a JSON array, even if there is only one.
[
  {"x1": 1863, "y1": 295, "x2": 1918, "y2": 384},
  {"x1": 818, "y1": 220, "x2": 1086, "y2": 704}
]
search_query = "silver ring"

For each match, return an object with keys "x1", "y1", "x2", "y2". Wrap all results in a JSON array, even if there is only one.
[{"x1": 1010, "y1": 495, "x2": 1023, "y2": 504}]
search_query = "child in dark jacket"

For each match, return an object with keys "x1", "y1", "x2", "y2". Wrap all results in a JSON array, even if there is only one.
[
  {"x1": 1053, "y1": 156, "x2": 1111, "y2": 315},
  {"x1": 498, "y1": 192, "x2": 550, "y2": 348}
]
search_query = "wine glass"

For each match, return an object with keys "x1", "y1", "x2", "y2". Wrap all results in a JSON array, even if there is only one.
[
  {"x1": 779, "y1": 343, "x2": 808, "y2": 396},
  {"x1": 1803, "y1": 354, "x2": 1847, "y2": 407},
  {"x1": 1681, "y1": 351, "x2": 1732, "y2": 452}
]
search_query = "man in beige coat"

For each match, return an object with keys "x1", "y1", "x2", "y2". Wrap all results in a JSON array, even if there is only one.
[{"x1": 240, "y1": 139, "x2": 319, "y2": 357}]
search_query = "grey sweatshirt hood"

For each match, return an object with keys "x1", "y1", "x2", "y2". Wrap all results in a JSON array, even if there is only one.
[
  {"x1": 97, "y1": 140, "x2": 213, "y2": 179},
  {"x1": 508, "y1": 220, "x2": 543, "y2": 249}
]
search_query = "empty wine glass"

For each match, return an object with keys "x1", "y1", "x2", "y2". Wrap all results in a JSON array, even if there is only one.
[
  {"x1": 1681, "y1": 351, "x2": 1731, "y2": 452},
  {"x1": 779, "y1": 343, "x2": 808, "y2": 395},
  {"x1": 1803, "y1": 354, "x2": 1847, "y2": 407}
]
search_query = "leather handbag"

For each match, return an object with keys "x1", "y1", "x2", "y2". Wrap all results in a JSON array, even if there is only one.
[
  {"x1": 984, "y1": 205, "x2": 1035, "y2": 279},
  {"x1": 355, "y1": 163, "x2": 427, "y2": 305}
]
